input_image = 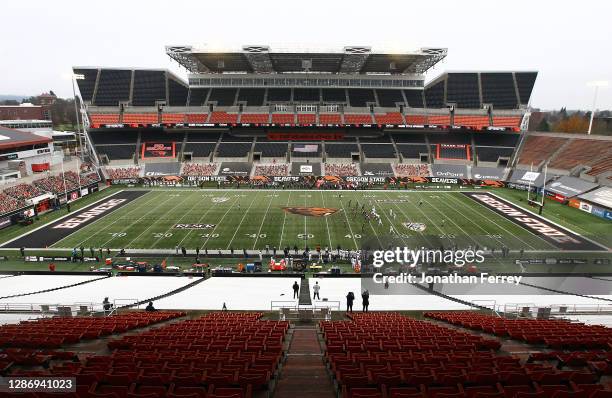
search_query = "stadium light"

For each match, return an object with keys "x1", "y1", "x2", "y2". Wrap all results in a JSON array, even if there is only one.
[{"x1": 586, "y1": 80, "x2": 609, "y2": 135}]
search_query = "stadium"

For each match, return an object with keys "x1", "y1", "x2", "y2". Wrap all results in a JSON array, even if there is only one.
[{"x1": 0, "y1": 40, "x2": 611, "y2": 398}]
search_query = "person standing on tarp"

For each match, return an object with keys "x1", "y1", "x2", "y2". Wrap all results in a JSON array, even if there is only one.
[
  {"x1": 346, "y1": 291, "x2": 355, "y2": 313},
  {"x1": 313, "y1": 282, "x2": 321, "y2": 300},
  {"x1": 292, "y1": 281, "x2": 300, "y2": 299},
  {"x1": 361, "y1": 290, "x2": 370, "y2": 313}
]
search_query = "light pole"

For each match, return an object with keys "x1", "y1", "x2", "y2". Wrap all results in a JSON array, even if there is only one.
[
  {"x1": 586, "y1": 80, "x2": 609, "y2": 135},
  {"x1": 72, "y1": 73, "x2": 85, "y2": 159}
]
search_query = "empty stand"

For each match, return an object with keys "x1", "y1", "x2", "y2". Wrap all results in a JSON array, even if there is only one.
[
  {"x1": 272, "y1": 113, "x2": 295, "y2": 124},
  {"x1": 210, "y1": 111, "x2": 239, "y2": 124},
  {"x1": 454, "y1": 115, "x2": 490, "y2": 129},
  {"x1": 375, "y1": 112, "x2": 404, "y2": 125},
  {"x1": 326, "y1": 143, "x2": 358, "y2": 158},
  {"x1": 404, "y1": 90, "x2": 425, "y2": 108},
  {"x1": 361, "y1": 144, "x2": 396, "y2": 158},
  {"x1": 516, "y1": 72, "x2": 538, "y2": 104},
  {"x1": 132, "y1": 70, "x2": 166, "y2": 106},
  {"x1": 297, "y1": 113, "x2": 317, "y2": 125},
  {"x1": 548, "y1": 139, "x2": 612, "y2": 171},
  {"x1": 254, "y1": 142, "x2": 288, "y2": 157},
  {"x1": 397, "y1": 144, "x2": 429, "y2": 159},
  {"x1": 493, "y1": 116, "x2": 522, "y2": 129},
  {"x1": 240, "y1": 113, "x2": 270, "y2": 124},
  {"x1": 90, "y1": 113, "x2": 120, "y2": 127},
  {"x1": 267, "y1": 88, "x2": 291, "y2": 103},
  {"x1": 447, "y1": 73, "x2": 481, "y2": 108},
  {"x1": 348, "y1": 89, "x2": 376, "y2": 107},
  {"x1": 94, "y1": 69, "x2": 131, "y2": 106},
  {"x1": 377, "y1": 89, "x2": 405, "y2": 107},
  {"x1": 208, "y1": 88, "x2": 237, "y2": 106},
  {"x1": 320, "y1": 113, "x2": 343, "y2": 124},
  {"x1": 186, "y1": 113, "x2": 208, "y2": 123},
  {"x1": 122, "y1": 113, "x2": 159, "y2": 125},
  {"x1": 425, "y1": 80, "x2": 445, "y2": 108},
  {"x1": 322, "y1": 88, "x2": 347, "y2": 103},
  {"x1": 74, "y1": 68, "x2": 98, "y2": 103},
  {"x1": 217, "y1": 142, "x2": 252, "y2": 157},
  {"x1": 237, "y1": 88, "x2": 265, "y2": 106},
  {"x1": 183, "y1": 142, "x2": 216, "y2": 158},
  {"x1": 517, "y1": 135, "x2": 568, "y2": 166},
  {"x1": 293, "y1": 88, "x2": 320, "y2": 102},
  {"x1": 482, "y1": 73, "x2": 519, "y2": 109},
  {"x1": 96, "y1": 145, "x2": 136, "y2": 160},
  {"x1": 162, "y1": 113, "x2": 186, "y2": 124},
  {"x1": 344, "y1": 114, "x2": 374, "y2": 125},
  {"x1": 168, "y1": 78, "x2": 189, "y2": 106},
  {"x1": 188, "y1": 88, "x2": 209, "y2": 106}
]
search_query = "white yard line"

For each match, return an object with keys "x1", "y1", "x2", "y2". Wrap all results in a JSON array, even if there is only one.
[
  {"x1": 252, "y1": 193, "x2": 276, "y2": 250},
  {"x1": 175, "y1": 195, "x2": 227, "y2": 249},
  {"x1": 146, "y1": 193, "x2": 204, "y2": 249},
  {"x1": 278, "y1": 191, "x2": 292, "y2": 248},
  {"x1": 337, "y1": 194, "x2": 358, "y2": 250},
  {"x1": 381, "y1": 191, "x2": 436, "y2": 248},
  {"x1": 100, "y1": 193, "x2": 179, "y2": 249},
  {"x1": 225, "y1": 192, "x2": 261, "y2": 250},
  {"x1": 320, "y1": 191, "x2": 333, "y2": 249},
  {"x1": 200, "y1": 196, "x2": 241, "y2": 250}
]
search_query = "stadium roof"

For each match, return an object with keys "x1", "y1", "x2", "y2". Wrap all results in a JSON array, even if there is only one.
[
  {"x1": 166, "y1": 45, "x2": 447, "y2": 75},
  {"x1": 0, "y1": 126, "x2": 52, "y2": 150}
]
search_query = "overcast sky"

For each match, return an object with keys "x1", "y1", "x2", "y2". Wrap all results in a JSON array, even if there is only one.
[{"x1": 1, "y1": 0, "x2": 610, "y2": 110}]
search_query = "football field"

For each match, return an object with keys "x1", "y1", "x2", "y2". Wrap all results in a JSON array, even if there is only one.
[{"x1": 11, "y1": 188, "x2": 604, "y2": 254}]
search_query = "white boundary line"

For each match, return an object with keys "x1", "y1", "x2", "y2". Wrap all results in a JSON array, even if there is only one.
[
  {"x1": 252, "y1": 193, "x2": 276, "y2": 250},
  {"x1": 278, "y1": 191, "x2": 292, "y2": 248},
  {"x1": 226, "y1": 191, "x2": 261, "y2": 250}
]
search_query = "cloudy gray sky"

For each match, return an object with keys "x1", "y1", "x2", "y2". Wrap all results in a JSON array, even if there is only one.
[{"x1": 1, "y1": 0, "x2": 610, "y2": 110}]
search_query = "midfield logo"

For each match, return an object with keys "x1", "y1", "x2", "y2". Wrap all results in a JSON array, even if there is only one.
[{"x1": 282, "y1": 207, "x2": 340, "y2": 217}]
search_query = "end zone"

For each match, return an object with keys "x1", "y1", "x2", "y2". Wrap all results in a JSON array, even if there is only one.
[
  {"x1": 463, "y1": 192, "x2": 608, "y2": 251},
  {"x1": 2, "y1": 190, "x2": 150, "y2": 249}
]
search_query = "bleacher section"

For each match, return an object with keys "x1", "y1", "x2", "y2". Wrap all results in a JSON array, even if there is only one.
[
  {"x1": 548, "y1": 139, "x2": 612, "y2": 172},
  {"x1": 96, "y1": 145, "x2": 136, "y2": 161},
  {"x1": 324, "y1": 163, "x2": 358, "y2": 176},
  {"x1": 397, "y1": 144, "x2": 429, "y2": 159},
  {"x1": 394, "y1": 163, "x2": 430, "y2": 177},
  {"x1": 474, "y1": 133, "x2": 520, "y2": 164},
  {"x1": 253, "y1": 163, "x2": 289, "y2": 176},
  {"x1": 253, "y1": 143, "x2": 288, "y2": 158},
  {"x1": 183, "y1": 143, "x2": 216, "y2": 158},
  {"x1": 361, "y1": 144, "x2": 397, "y2": 158},
  {"x1": 237, "y1": 88, "x2": 265, "y2": 106},
  {"x1": 326, "y1": 143, "x2": 359, "y2": 158},
  {"x1": 94, "y1": 69, "x2": 131, "y2": 106},
  {"x1": 208, "y1": 88, "x2": 237, "y2": 106},
  {"x1": 517, "y1": 135, "x2": 568, "y2": 166},
  {"x1": 132, "y1": 70, "x2": 166, "y2": 106},
  {"x1": 217, "y1": 142, "x2": 253, "y2": 158}
]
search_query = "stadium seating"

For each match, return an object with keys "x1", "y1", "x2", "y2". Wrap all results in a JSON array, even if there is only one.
[
  {"x1": 90, "y1": 113, "x2": 121, "y2": 127},
  {"x1": 325, "y1": 163, "x2": 358, "y2": 176},
  {"x1": 217, "y1": 142, "x2": 252, "y2": 157},
  {"x1": 210, "y1": 112, "x2": 239, "y2": 124},
  {"x1": 122, "y1": 113, "x2": 159, "y2": 125},
  {"x1": 425, "y1": 312, "x2": 612, "y2": 350},
  {"x1": 181, "y1": 163, "x2": 217, "y2": 176},
  {"x1": 0, "y1": 192, "x2": 24, "y2": 214},
  {"x1": 477, "y1": 147, "x2": 515, "y2": 162},
  {"x1": 131, "y1": 70, "x2": 166, "y2": 106},
  {"x1": 253, "y1": 163, "x2": 289, "y2": 176},
  {"x1": 94, "y1": 69, "x2": 131, "y2": 106},
  {"x1": 162, "y1": 113, "x2": 186, "y2": 124},
  {"x1": 326, "y1": 143, "x2": 359, "y2": 158},
  {"x1": 267, "y1": 88, "x2": 291, "y2": 102},
  {"x1": 377, "y1": 89, "x2": 405, "y2": 107},
  {"x1": 492, "y1": 116, "x2": 522, "y2": 129},
  {"x1": 427, "y1": 114, "x2": 451, "y2": 126},
  {"x1": 437, "y1": 144, "x2": 469, "y2": 159},
  {"x1": 96, "y1": 145, "x2": 136, "y2": 160},
  {"x1": 240, "y1": 113, "x2": 269, "y2": 124},
  {"x1": 404, "y1": 90, "x2": 425, "y2": 108},
  {"x1": 361, "y1": 144, "x2": 396, "y2": 158},
  {"x1": 208, "y1": 88, "x2": 238, "y2": 106},
  {"x1": 345, "y1": 114, "x2": 374, "y2": 125},
  {"x1": 3, "y1": 183, "x2": 44, "y2": 201},
  {"x1": 86, "y1": 313, "x2": 286, "y2": 398},
  {"x1": 271, "y1": 113, "x2": 295, "y2": 124},
  {"x1": 322, "y1": 88, "x2": 347, "y2": 103},
  {"x1": 237, "y1": 88, "x2": 265, "y2": 106},
  {"x1": 586, "y1": 158, "x2": 612, "y2": 177},
  {"x1": 320, "y1": 113, "x2": 343, "y2": 124},
  {"x1": 548, "y1": 139, "x2": 612, "y2": 171},
  {"x1": 397, "y1": 144, "x2": 429, "y2": 159},
  {"x1": 374, "y1": 112, "x2": 404, "y2": 125},
  {"x1": 297, "y1": 113, "x2": 317, "y2": 125},
  {"x1": 481, "y1": 73, "x2": 519, "y2": 109},
  {"x1": 454, "y1": 115, "x2": 490, "y2": 129},
  {"x1": 254, "y1": 143, "x2": 288, "y2": 158},
  {"x1": 348, "y1": 89, "x2": 375, "y2": 107},
  {"x1": 106, "y1": 167, "x2": 141, "y2": 179},
  {"x1": 186, "y1": 113, "x2": 209, "y2": 124},
  {"x1": 405, "y1": 114, "x2": 428, "y2": 125},
  {"x1": 517, "y1": 136, "x2": 568, "y2": 166},
  {"x1": 394, "y1": 163, "x2": 430, "y2": 177},
  {"x1": 183, "y1": 142, "x2": 216, "y2": 158},
  {"x1": 294, "y1": 88, "x2": 320, "y2": 102}
]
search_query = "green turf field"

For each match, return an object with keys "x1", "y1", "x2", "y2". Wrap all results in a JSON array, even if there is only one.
[{"x1": 42, "y1": 188, "x2": 609, "y2": 253}]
